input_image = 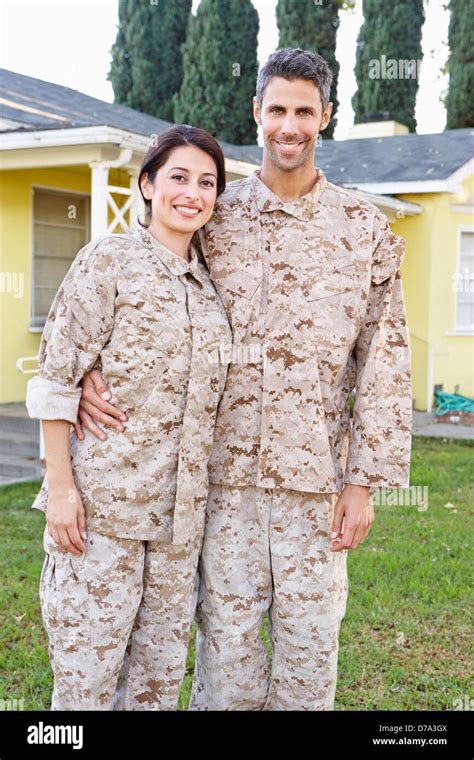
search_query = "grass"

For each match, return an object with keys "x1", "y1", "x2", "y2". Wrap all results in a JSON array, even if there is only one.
[{"x1": 0, "y1": 436, "x2": 472, "y2": 711}]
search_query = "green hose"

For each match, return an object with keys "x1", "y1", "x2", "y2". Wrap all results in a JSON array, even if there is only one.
[{"x1": 434, "y1": 390, "x2": 474, "y2": 416}]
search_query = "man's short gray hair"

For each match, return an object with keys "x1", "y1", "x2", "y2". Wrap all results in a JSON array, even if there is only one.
[{"x1": 256, "y1": 48, "x2": 333, "y2": 109}]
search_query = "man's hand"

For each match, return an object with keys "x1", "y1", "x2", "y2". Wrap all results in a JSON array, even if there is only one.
[
  {"x1": 330, "y1": 484, "x2": 374, "y2": 552},
  {"x1": 74, "y1": 369, "x2": 127, "y2": 441}
]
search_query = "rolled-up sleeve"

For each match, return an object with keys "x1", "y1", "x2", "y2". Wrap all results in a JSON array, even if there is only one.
[
  {"x1": 344, "y1": 210, "x2": 412, "y2": 488},
  {"x1": 26, "y1": 237, "x2": 118, "y2": 424}
]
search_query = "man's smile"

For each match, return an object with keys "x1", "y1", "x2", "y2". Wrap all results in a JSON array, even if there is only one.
[{"x1": 273, "y1": 139, "x2": 306, "y2": 155}]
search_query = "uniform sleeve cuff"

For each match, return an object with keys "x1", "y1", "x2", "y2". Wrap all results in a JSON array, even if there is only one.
[
  {"x1": 26, "y1": 376, "x2": 81, "y2": 424},
  {"x1": 344, "y1": 454, "x2": 410, "y2": 489}
]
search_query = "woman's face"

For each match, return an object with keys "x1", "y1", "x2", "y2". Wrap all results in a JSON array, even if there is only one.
[{"x1": 141, "y1": 145, "x2": 219, "y2": 233}]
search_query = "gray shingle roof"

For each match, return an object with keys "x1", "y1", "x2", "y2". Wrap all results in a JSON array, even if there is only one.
[
  {"x1": 315, "y1": 129, "x2": 473, "y2": 184},
  {"x1": 1, "y1": 68, "x2": 472, "y2": 184},
  {"x1": 0, "y1": 68, "x2": 173, "y2": 135}
]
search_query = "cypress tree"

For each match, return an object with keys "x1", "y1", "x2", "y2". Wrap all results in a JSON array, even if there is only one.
[
  {"x1": 109, "y1": 0, "x2": 192, "y2": 123},
  {"x1": 174, "y1": 0, "x2": 259, "y2": 144},
  {"x1": 108, "y1": 0, "x2": 133, "y2": 106},
  {"x1": 446, "y1": 0, "x2": 474, "y2": 128},
  {"x1": 352, "y1": 0, "x2": 424, "y2": 132},
  {"x1": 276, "y1": 0, "x2": 351, "y2": 139}
]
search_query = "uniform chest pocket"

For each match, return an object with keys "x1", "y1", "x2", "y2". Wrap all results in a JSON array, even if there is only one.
[
  {"x1": 298, "y1": 255, "x2": 360, "y2": 302},
  {"x1": 208, "y1": 264, "x2": 262, "y2": 339},
  {"x1": 115, "y1": 298, "x2": 192, "y2": 358},
  {"x1": 211, "y1": 270, "x2": 262, "y2": 311}
]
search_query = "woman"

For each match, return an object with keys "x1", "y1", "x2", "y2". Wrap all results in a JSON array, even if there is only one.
[{"x1": 26, "y1": 125, "x2": 232, "y2": 710}]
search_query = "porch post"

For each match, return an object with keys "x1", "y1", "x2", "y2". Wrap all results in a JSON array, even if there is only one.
[{"x1": 89, "y1": 161, "x2": 109, "y2": 238}]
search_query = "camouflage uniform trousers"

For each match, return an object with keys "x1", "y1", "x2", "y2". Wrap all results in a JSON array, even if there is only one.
[
  {"x1": 189, "y1": 484, "x2": 349, "y2": 711},
  {"x1": 40, "y1": 524, "x2": 201, "y2": 710}
]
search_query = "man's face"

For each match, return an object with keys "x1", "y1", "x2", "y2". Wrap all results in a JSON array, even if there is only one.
[{"x1": 253, "y1": 76, "x2": 332, "y2": 172}]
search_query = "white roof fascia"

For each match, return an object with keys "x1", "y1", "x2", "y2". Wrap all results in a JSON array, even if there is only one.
[
  {"x1": 345, "y1": 159, "x2": 473, "y2": 195},
  {"x1": 1, "y1": 126, "x2": 259, "y2": 177},
  {"x1": 0, "y1": 144, "x2": 145, "y2": 171},
  {"x1": 0, "y1": 126, "x2": 149, "y2": 171},
  {"x1": 346, "y1": 188, "x2": 422, "y2": 216},
  {"x1": 349, "y1": 180, "x2": 448, "y2": 194},
  {"x1": 0, "y1": 124, "x2": 150, "y2": 152}
]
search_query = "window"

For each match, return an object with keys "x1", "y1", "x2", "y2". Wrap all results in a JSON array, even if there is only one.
[
  {"x1": 455, "y1": 229, "x2": 474, "y2": 332},
  {"x1": 32, "y1": 188, "x2": 90, "y2": 328}
]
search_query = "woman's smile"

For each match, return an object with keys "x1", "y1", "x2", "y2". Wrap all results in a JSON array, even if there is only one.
[{"x1": 173, "y1": 204, "x2": 202, "y2": 218}]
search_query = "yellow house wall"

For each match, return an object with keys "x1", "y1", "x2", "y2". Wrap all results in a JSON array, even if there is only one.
[
  {"x1": 394, "y1": 172, "x2": 474, "y2": 410},
  {"x1": 0, "y1": 166, "x2": 130, "y2": 404},
  {"x1": 392, "y1": 202, "x2": 432, "y2": 411}
]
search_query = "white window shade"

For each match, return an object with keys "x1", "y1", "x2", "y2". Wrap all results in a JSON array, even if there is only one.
[
  {"x1": 456, "y1": 230, "x2": 474, "y2": 332},
  {"x1": 32, "y1": 189, "x2": 90, "y2": 327}
]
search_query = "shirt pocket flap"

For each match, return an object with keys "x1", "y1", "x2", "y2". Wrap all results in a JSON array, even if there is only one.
[
  {"x1": 115, "y1": 296, "x2": 191, "y2": 356},
  {"x1": 210, "y1": 265, "x2": 262, "y2": 301},
  {"x1": 298, "y1": 254, "x2": 360, "y2": 302}
]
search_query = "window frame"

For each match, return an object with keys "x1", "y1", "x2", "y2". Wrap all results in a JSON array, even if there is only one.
[{"x1": 30, "y1": 185, "x2": 91, "y2": 332}]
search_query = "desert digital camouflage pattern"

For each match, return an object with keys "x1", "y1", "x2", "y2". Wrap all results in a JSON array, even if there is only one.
[
  {"x1": 189, "y1": 484, "x2": 348, "y2": 711},
  {"x1": 27, "y1": 225, "x2": 232, "y2": 544},
  {"x1": 189, "y1": 168, "x2": 412, "y2": 710},
  {"x1": 195, "y1": 168, "x2": 412, "y2": 493},
  {"x1": 40, "y1": 524, "x2": 201, "y2": 710},
  {"x1": 29, "y1": 225, "x2": 231, "y2": 710}
]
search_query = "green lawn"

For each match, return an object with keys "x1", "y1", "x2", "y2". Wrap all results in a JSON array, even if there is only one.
[{"x1": 1, "y1": 436, "x2": 472, "y2": 711}]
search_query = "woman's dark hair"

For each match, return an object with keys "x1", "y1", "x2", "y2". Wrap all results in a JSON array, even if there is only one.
[{"x1": 137, "y1": 124, "x2": 226, "y2": 227}]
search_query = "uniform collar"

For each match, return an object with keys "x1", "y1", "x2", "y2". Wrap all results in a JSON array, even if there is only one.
[
  {"x1": 251, "y1": 167, "x2": 327, "y2": 221},
  {"x1": 132, "y1": 225, "x2": 206, "y2": 286}
]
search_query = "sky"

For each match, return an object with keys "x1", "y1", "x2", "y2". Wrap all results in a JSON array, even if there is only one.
[{"x1": 0, "y1": 0, "x2": 450, "y2": 141}]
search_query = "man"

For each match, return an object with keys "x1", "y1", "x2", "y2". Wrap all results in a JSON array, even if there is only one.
[{"x1": 76, "y1": 48, "x2": 412, "y2": 710}]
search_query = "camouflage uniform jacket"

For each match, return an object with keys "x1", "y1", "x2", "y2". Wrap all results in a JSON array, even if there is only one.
[
  {"x1": 26, "y1": 225, "x2": 232, "y2": 543},
  {"x1": 195, "y1": 168, "x2": 412, "y2": 493}
]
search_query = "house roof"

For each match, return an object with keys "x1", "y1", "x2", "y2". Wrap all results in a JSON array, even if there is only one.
[
  {"x1": 316, "y1": 129, "x2": 473, "y2": 185},
  {"x1": 1, "y1": 68, "x2": 472, "y2": 188},
  {"x1": 0, "y1": 67, "x2": 175, "y2": 136}
]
